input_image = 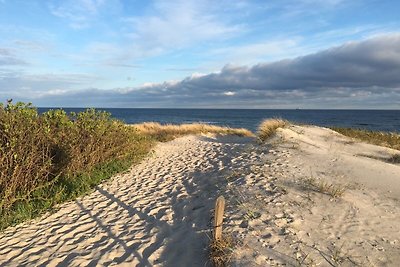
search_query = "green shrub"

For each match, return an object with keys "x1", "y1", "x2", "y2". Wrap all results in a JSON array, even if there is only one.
[{"x1": 0, "y1": 101, "x2": 153, "y2": 230}]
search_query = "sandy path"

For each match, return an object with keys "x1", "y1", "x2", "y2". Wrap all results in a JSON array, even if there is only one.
[{"x1": 0, "y1": 135, "x2": 256, "y2": 267}]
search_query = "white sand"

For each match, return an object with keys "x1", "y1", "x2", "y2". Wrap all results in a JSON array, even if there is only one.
[
  {"x1": 0, "y1": 126, "x2": 399, "y2": 266},
  {"x1": 228, "y1": 125, "x2": 400, "y2": 266}
]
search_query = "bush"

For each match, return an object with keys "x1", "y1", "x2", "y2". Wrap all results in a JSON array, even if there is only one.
[{"x1": 0, "y1": 101, "x2": 153, "y2": 229}]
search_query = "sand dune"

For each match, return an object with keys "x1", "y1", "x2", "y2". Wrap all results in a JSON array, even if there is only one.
[
  {"x1": 228, "y1": 125, "x2": 400, "y2": 266},
  {"x1": 0, "y1": 125, "x2": 399, "y2": 266}
]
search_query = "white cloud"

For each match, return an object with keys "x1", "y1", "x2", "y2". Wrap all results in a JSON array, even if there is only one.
[
  {"x1": 49, "y1": 0, "x2": 119, "y2": 29},
  {"x1": 124, "y1": 0, "x2": 244, "y2": 53},
  {"x1": 223, "y1": 91, "x2": 235, "y2": 96},
  {"x1": 209, "y1": 38, "x2": 301, "y2": 65}
]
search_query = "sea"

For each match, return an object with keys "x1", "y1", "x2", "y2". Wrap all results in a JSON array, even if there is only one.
[{"x1": 37, "y1": 108, "x2": 400, "y2": 133}]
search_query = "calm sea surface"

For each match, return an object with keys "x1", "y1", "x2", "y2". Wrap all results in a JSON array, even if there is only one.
[{"x1": 37, "y1": 108, "x2": 400, "y2": 133}]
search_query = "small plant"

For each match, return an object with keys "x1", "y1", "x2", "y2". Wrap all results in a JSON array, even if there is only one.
[
  {"x1": 388, "y1": 154, "x2": 400, "y2": 164},
  {"x1": 209, "y1": 235, "x2": 235, "y2": 267},
  {"x1": 294, "y1": 244, "x2": 317, "y2": 267},
  {"x1": 244, "y1": 209, "x2": 261, "y2": 220},
  {"x1": 257, "y1": 118, "x2": 289, "y2": 142},
  {"x1": 301, "y1": 177, "x2": 346, "y2": 198}
]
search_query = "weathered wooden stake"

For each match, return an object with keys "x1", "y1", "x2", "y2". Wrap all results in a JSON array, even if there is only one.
[{"x1": 214, "y1": 196, "x2": 225, "y2": 240}]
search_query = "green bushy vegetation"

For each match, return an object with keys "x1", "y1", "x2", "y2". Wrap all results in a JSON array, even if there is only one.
[
  {"x1": 0, "y1": 101, "x2": 154, "y2": 230},
  {"x1": 331, "y1": 127, "x2": 400, "y2": 151}
]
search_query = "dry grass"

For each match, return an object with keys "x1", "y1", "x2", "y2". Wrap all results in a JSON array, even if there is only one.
[
  {"x1": 388, "y1": 154, "x2": 400, "y2": 164},
  {"x1": 257, "y1": 118, "x2": 289, "y2": 142},
  {"x1": 133, "y1": 122, "x2": 253, "y2": 141},
  {"x1": 300, "y1": 177, "x2": 347, "y2": 198},
  {"x1": 209, "y1": 235, "x2": 235, "y2": 267},
  {"x1": 331, "y1": 127, "x2": 400, "y2": 151}
]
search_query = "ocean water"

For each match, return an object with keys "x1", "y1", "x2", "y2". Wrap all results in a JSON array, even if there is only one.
[{"x1": 37, "y1": 108, "x2": 400, "y2": 133}]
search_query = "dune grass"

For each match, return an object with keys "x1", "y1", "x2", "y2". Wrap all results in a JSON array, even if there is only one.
[
  {"x1": 300, "y1": 177, "x2": 347, "y2": 198},
  {"x1": 388, "y1": 154, "x2": 400, "y2": 163},
  {"x1": 331, "y1": 127, "x2": 400, "y2": 151},
  {"x1": 209, "y1": 235, "x2": 235, "y2": 267},
  {"x1": 257, "y1": 118, "x2": 289, "y2": 142},
  {"x1": 133, "y1": 122, "x2": 254, "y2": 141}
]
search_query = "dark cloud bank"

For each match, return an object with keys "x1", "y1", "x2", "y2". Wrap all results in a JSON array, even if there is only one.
[{"x1": 8, "y1": 34, "x2": 400, "y2": 108}]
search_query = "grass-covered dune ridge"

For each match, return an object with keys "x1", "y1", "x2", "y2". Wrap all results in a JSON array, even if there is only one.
[
  {"x1": 331, "y1": 127, "x2": 400, "y2": 151},
  {"x1": 133, "y1": 121, "x2": 253, "y2": 141},
  {"x1": 0, "y1": 102, "x2": 154, "y2": 230}
]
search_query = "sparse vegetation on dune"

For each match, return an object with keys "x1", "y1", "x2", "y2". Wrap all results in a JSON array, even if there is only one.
[
  {"x1": 209, "y1": 235, "x2": 235, "y2": 267},
  {"x1": 133, "y1": 122, "x2": 254, "y2": 141},
  {"x1": 300, "y1": 177, "x2": 347, "y2": 198},
  {"x1": 257, "y1": 118, "x2": 289, "y2": 142},
  {"x1": 331, "y1": 127, "x2": 400, "y2": 151},
  {"x1": 388, "y1": 154, "x2": 400, "y2": 163}
]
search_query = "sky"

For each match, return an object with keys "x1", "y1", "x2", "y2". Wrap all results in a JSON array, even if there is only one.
[{"x1": 0, "y1": 0, "x2": 400, "y2": 108}]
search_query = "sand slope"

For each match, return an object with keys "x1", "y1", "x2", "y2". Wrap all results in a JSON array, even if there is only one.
[
  {"x1": 0, "y1": 135, "x2": 256, "y2": 266},
  {"x1": 228, "y1": 125, "x2": 400, "y2": 266}
]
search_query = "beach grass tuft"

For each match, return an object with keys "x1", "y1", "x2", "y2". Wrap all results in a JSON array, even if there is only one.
[
  {"x1": 257, "y1": 118, "x2": 289, "y2": 142},
  {"x1": 209, "y1": 235, "x2": 235, "y2": 267},
  {"x1": 388, "y1": 154, "x2": 400, "y2": 164},
  {"x1": 300, "y1": 177, "x2": 347, "y2": 198}
]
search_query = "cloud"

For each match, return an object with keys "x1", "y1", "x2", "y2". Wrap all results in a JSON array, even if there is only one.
[
  {"x1": 64, "y1": 0, "x2": 247, "y2": 67},
  {"x1": 49, "y1": 0, "x2": 120, "y2": 29},
  {"x1": 123, "y1": 0, "x2": 244, "y2": 54},
  {"x1": 5, "y1": 34, "x2": 400, "y2": 108},
  {"x1": 103, "y1": 63, "x2": 141, "y2": 68},
  {"x1": 0, "y1": 48, "x2": 28, "y2": 66},
  {"x1": 209, "y1": 38, "x2": 301, "y2": 65},
  {"x1": 0, "y1": 71, "x2": 99, "y2": 100},
  {"x1": 12, "y1": 40, "x2": 50, "y2": 52}
]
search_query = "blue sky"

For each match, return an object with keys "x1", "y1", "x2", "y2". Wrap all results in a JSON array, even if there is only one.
[{"x1": 0, "y1": 0, "x2": 400, "y2": 108}]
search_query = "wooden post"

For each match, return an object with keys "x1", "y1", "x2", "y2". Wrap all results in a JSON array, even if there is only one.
[{"x1": 214, "y1": 196, "x2": 225, "y2": 240}]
